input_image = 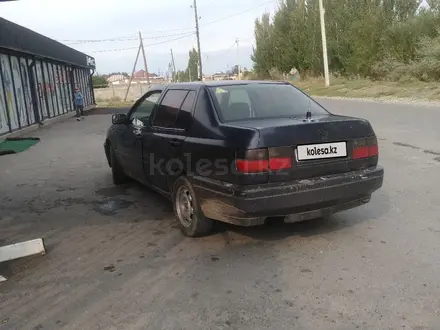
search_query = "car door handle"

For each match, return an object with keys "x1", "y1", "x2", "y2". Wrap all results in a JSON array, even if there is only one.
[
  {"x1": 168, "y1": 139, "x2": 181, "y2": 147},
  {"x1": 133, "y1": 127, "x2": 143, "y2": 137}
]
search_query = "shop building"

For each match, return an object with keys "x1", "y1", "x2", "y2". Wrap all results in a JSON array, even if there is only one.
[{"x1": 0, "y1": 17, "x2": 96, "y2": 135}]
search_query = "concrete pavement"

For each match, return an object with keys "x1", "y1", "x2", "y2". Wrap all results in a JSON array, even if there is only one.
[{"x1": 0, "y1": 99, "x2": 439, "y2": 329}]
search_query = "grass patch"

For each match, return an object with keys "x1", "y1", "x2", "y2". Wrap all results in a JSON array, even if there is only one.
[
  {"x1": 293, "y1": 77, "x2": 440, "y2": 102},
  {"x1": 96, "y1": 100, "x2": 134, "y2": 108}
]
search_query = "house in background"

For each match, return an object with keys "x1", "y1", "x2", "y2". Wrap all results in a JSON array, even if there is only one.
[
  {"x1": 211, "y1": 71, "x2": 228, "y2": 81},
  {"x1": 133, "y1": 70, "x2": 165, "y2": 83},
  {"x1": 106, "y1": 74, "x2": 126, "y2": 85}
]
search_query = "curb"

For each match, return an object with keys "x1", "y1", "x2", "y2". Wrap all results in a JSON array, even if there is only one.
[
  {"x1": 314, "y1": 95, "x2": 440, "y2": 107},
  {"x1": 3, "y1": 105, "x2": 96, "y2": 139},
  {"x1": 5, "y1": 137, "x2": 40, "y2": 141}
]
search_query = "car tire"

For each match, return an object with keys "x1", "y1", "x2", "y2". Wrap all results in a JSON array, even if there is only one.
[
  {"x1": 172, "y1": 176, "x2": 213, "y2": 237},
  {"x1": 110, "y1": 145, "x2": 128, "y2": 185}
]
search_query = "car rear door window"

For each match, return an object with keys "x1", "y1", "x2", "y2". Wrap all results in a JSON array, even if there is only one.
[
  {"x1": 180, "y1": 90, "x2": 196, "y2": 112},
  {"x1": 153, "y1": 90, "x2": 188, "y2": 128},
  {"x1": 153, "y1": 90, "x2": 193, "y2": 129},
  {"x1": 175, "y1": 90, "x2": 196, "y2": 130}
]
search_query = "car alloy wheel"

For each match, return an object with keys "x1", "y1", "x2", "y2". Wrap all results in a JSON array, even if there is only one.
[{"x1": 175, "y1": 185, "x2": 195, "y2": 228}]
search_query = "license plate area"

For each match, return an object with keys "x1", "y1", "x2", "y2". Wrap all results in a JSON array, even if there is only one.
[{"x1": 296, "y1": 142, "x2": 347, "y2": 161}]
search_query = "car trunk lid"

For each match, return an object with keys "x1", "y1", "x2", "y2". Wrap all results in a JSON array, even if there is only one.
[{"x1": 232, "y1": 114, "x2": 379, "y2": 183}]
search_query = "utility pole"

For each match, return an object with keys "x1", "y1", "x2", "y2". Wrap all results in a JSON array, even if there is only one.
[
  {"x1": 319, "y1": 0, "x2": 330, "y2": 87},
  {"x1": 170, "y1": 48, "x2": 177, "y2": 82},
  {"x1": 236, "y1": 38, "x2": 241, "y2": 80},
  {"x1": 124, "y1": 44, "x2": 141, "y2": 102},
  {"x1": 192, "y1": 0, "x2": 203, "y2": 81},
  {"x1": 139, "y1": 31, "x2": 151, "y2": 86}
]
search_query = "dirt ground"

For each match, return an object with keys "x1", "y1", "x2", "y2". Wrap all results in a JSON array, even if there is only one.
[{"x1": 1, "y1": 99, "x2": 440, "y2": 330}]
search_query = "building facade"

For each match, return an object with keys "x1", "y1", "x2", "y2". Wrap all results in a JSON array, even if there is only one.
[{"x1": 0, "y1": 18, "x2": 96, "y2": 135}]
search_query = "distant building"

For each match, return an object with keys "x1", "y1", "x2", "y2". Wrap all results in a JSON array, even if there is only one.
[
  {"x1": 211, "y1": 71, "x2": 228, "y2": 80},
  {"x1": 131, "y1": 70, "x2": 166, "y2": 83},
  {"x1": 107, "y1": 74, "x2": 125, "y2": 84},
  {"x1": 133, "y1": 70, "x2": 158, "y2": 79}
]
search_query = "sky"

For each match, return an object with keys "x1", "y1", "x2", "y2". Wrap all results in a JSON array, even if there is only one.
[{"x1": 1, "y1": 0, "x2": 278, "y2": 75}]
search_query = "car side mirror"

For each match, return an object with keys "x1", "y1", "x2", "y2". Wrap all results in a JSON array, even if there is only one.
[{"x1": 112, "y1": 113, "x2": 128, "y2": 125}]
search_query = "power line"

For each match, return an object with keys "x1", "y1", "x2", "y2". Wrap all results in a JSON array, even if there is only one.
[
  {"x1": 204, "y1": 41, "x2": 236, "y2": 60},
  {"x1": 88, "y1": 33, "x2": 196, "y2": 53},
  {"x1": 146, "y1": 33, "x2": 195, "y2": 47},
  {"x1": 65, "y1": 31, "x2": 195, "y2": 45},
  {"x1": 138, "y1": 26, "x2": 194, "y2": 35},
  {"x1": 201, "y1": 0, "x2": 275, "y2": 27},
  {"x1": 58, "y1": 33, "x2": 136, "y2": 43},
  {"x1": 90, "y1": 46, "x2": 138, "y2": 53},
  {"x1": 163, "y1": 0, "x2": 276, "y2": 30},
  {"x1": 60, "y1": 0, "x2": 275, "y2": 45}
]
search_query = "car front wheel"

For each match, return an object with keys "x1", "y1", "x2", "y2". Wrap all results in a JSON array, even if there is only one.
[
  {"x1": 110, "y1": 145, "x2": 128, "y2": 185},
  {"x1": 172, "y1": 176, "x2": 213, "y2": 237}
]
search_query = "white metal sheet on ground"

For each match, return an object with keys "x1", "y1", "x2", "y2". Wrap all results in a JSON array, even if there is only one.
[
  {"x1": 0, "y1": 238, "x2": 45, "y2": 263},
  {"x1": 297, "y1": 141, "x2": 347, "y2": 161}
]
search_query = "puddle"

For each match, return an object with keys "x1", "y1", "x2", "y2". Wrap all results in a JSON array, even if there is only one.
[
  {"x1": 95, "y1": 186, "x2": 130, "y2": 197},
  {"x1": 104, "y1": 265, "x2": 115, "y2": 272},
  {"x1": 47, "y1": 197, "x2": 88, "y2": 209},
  {"x1": 56, "y1": 187, "x2": 76, "y2": 192},
  {"x1": 93, "y1": 198, "x2": 133, "y2": 215}
]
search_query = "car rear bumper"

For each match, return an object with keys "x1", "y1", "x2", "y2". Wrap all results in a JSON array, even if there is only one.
[{"x1": 192, "y1": 166, "x2": 384, "y2": 226}]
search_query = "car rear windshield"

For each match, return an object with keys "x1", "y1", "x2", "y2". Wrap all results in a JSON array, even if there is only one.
[{"x1": 208, "y1": 83, "x2": 328, "y2": 122}]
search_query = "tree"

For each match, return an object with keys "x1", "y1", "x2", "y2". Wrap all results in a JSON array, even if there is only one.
[
  {"x1": 185, "y1": 48, "x2": 199, "y2": 81},
  {"x1": 251, "y1": 13, "x2": 275, "y2": 78},
  {"x1": 176, "y1": 70, "x2": 189, "y2": 82},
  {"x1": 231, "y1": 65, "x2": 239, "y2": 75},
  {"x1": 250, "y1": 0, "x2": 440, "y2": 81},
  {"x1": 412, "y1": 32, "x2": 440, "y2": 81},
  {"x1": 92, "y1": 75, "x2": 108, "y2": 88}
]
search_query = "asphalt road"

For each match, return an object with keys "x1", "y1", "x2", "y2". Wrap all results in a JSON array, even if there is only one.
[{"x1": 0, "y1": 98, "x2": 439, "y2": 330}]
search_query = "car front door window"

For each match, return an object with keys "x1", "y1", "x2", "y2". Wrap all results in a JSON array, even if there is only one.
[{"x1": 130, "y1": 92, "x2": 161, "y2": 125}]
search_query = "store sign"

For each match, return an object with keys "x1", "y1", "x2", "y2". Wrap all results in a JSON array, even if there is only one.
[{"x1": 86, "y1": 56, "x2": 96, "y2": 68}]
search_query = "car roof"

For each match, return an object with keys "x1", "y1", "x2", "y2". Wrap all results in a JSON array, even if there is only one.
[
  {"x1": 151, "y1": 80, "x2": 289, "y2": 90},
  {"x1": 202, "y1": 80, "x2": 288, "y2": 87}
]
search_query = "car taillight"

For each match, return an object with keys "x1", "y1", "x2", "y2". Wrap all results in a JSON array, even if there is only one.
[
  {"x1": 269, "y1": 157, "x2": 292, "y2": 171},
  {"x1": 236, "y1": 147, "x2": 293, "y2": 173},
  {"x1": 236, "y1": 159, "x2": 269, "y2": 173},
  {"x1": 353, "y1": 136, "x2": 379, "y2": 159}
]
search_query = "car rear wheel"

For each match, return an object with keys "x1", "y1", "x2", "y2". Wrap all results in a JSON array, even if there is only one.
[
  {"x1": 110, "y1": 145, "x2": 128, "y2": 185},
  {"x1": 172, "y1": 176, "x2": 213, "y2": 237}
]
